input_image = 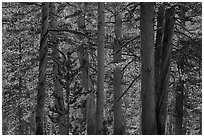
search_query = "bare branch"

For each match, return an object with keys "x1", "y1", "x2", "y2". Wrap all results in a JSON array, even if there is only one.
[{"x1": 116, "y1": 74, "x2": 141, "y2": 102}]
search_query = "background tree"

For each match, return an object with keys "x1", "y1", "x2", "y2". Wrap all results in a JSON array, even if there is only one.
[
  {"x1": 95, "y1": 2, "x2": 105, "y2": 135},
  {"x1": 35, "y1": 2, "x2": 49, "y2": 135},
  {"x1": 2, "y1": 2, "x2": 201, "y2": 135},
  {"x1": 113, "y1": 2, "x2": 124, "y2": 135}
]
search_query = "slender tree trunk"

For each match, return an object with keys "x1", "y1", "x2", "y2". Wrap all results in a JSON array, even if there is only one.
[
  {"x1": 49, "y1": 3, "x2": 68, "y2": 134},
  {"x1": 199, "y1": 113, "x2": 202, "y2": 134},
  {"x1": 36, "y1": 2, "x2": 49, "y2": 135},
  {"x1": 156, "y1": 6, "x2": 175, "y2": 135},
  {"x1": 96, "y1": 2, "x2": 105, "y2": 135},
  {"x1": 113, "y1": 3, "x2": 123, "y2": 135},
  {"x1": 76, "y1": 3, "x2": 96, "y2": 134},
  {"x1": 18, "y1": 37, "x2": 24, "y2": 135},
  {"x1": 175, "y1": 79, "x2": 184, "y2": 135},
  {"x1": 155, "y1": 4, "x2": 165, "y2": 105},
  {"x1": 140, "y1": 2, "x2": 157, "y2": 135}
]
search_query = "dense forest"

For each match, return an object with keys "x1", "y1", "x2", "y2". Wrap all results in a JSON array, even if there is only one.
[{"x1": 2, "y1": 2, "x2": 202, "y2": 135}]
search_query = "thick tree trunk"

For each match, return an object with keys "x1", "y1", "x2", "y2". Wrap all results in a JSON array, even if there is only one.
[
  {"x1": 113, "y1": 3, "x2": 123, "y2": 135},
  {"x1": 36, "y1": 2, "x2": 49, "y2": 135},
  {"x1": 50, "y1": 3, "x2": 68, "y2": 135},
  {"x1": 96, "y1": 2, "x2": 105, "y2": 135},
  {"x1": 175, "y1": 79, "x2": 184, "y2": 135},
  {"x1": 156, "y1": 6, "x2": 175, "y2": 135},
  {"x1": 140, "y1": 2, "x2": 157, "y2": 135}
]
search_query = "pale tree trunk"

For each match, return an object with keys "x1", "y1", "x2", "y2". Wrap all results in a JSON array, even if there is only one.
[
  {"x1": 156, "y1": 7, "x2": 176, "y2": 135},
  {"x1": 140, "y1": 2, "x2": 157, "y2": 135},
  {"x1": 175, "y1": 79, "x2": 184, "y2": 135},
  {"x1": 49, "y1": 3, "x2": 68, "y2": 135},
  {"x1": 113, "y1": 3, "x2": 123, "y2": 135},
  {"x1": 36, "y1": 2, "x2": 49, "y2": 135},
  {"x1": 96, "y1": 2, "x2": 105, "y2": 135},
  {"x1": 166, "y1": 113, "x2": 174, "y2": 135}
]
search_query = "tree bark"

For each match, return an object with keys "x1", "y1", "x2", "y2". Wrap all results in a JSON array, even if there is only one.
[
  {"x1": 156, "y1": 6, "x2": 175, "y2": 135},
  {"x1": 140, "y1": 2, "x2": 157, "y2": 135},
  {"x1": 50, "y1": 2, "x2": 68, "y2": 135},
  {"x1": 175, "y1": 79, "x2": 184, "y2": 135},
  {"x1": 76, "y1": 3, "x2": 96, "y2": 134},
  {"x1": 96, "y1": 2, "x2": 105, "y2": 135},
  {"x1": 36, "y1": 2, "x2": 49, "y2": 135},
  {"x1": 113, "y1": 3, "x2": 123, "y2": 135}
]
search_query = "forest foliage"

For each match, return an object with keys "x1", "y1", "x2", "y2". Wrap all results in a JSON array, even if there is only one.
[{"x1": 2, "y1": 2, "x2": 202, "y2": 135}]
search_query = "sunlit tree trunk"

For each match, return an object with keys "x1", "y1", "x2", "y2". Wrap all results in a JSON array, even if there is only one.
[
  {"x1": 140, "y1": 2, "x2": 157, "y2": 135},
  {"x1": 175, "y1": 79, "x2": 184, "y2": 135},
  {"x1": 156, "y1": 6, "x2": 176, "y2": 135},
  {"x1": 96, "y1": 2, "x2": 105, "y2": 135},
  {"x1": 36, "y1": 2, "x2": 49, "y2": 135},
  {"x1": 113, "y1": 3, "x2": 123, "y2": 135},
  {"x1": 49, "y1": 2, "x2": 68, "y2": 134}
]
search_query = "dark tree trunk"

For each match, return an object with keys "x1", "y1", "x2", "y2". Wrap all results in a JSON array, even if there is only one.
[
  {"x1": 175, "y1": 79, "x2": 184, "y2": 135},
  {"x1": 96, "y1": 2, "x2": 105, "y2": 135},
  {"x1": 113, "y1": 3, "x2": 124, "y2": 135},
  {"x1": 140, "y1": 2, "x2": 157, "y2": 135},
  {"x1": 156, "y1": 6, "x2": 175, "y2": 135},
  {"x1": 36, "y1": 2, "x2": 49, "y2": 135},
  {"x1": 50, "y1": 2, "x2": 68, "y2": 134}
]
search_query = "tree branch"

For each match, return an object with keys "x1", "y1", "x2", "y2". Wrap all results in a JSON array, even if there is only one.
[{"x1": 116, "y1": 74, "x2": 141, "y2": 102}]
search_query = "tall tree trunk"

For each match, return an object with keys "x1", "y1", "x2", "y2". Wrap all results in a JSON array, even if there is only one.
[
  {"x1": 77, "y1": 3, "x2": 96, "y2": 135},
  {"x1": 155, "y1": 4, "x2": 165, "y2": 105},
  {"x1": 175, "y1": 79, "x2": 184, "y2": 135},
  {"x1": 113, "y1": 3, "x2": 123, "y2": 135},
  {"x1": 140, "y1": 2, "x2": 157, "y2": 135},
  {"x1": 76, "y1": 3, "x2": 96, "y2": 134},
  {"x1": 49, "y1": 3, "x2": 68, "y2": 134},
  {"x1": 36, "y1": 2, "x2": 49, "y2": 135},
  {"x1": 96, "y1": 2, "x2": 105, "y2": 135},
  {"x1": 156, "y1": 6, "x2": 175, "y2": 135}
]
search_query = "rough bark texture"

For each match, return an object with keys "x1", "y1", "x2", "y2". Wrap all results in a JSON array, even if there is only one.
[
  {"x1": 175, "y1": 79, "x2": 184, "y2": 135},
  {"x1": 113, "y1": 3, "x2": 123, "y2": 135},
  {"x1": 156, "y1": 6, "x2": 175, "y2": 135},
  {"x1": 50, "y1": 3, "x2": 68, "y2": 135},
  {"x1": 36, "y1": 2, "x2": 49, "y2": 135},
  {"x1": 96, "y1": 2, "x2": 105, "y2": 135},
  {"x1": 140, "y1": 2, "x2": 157, "y2": 135}
]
